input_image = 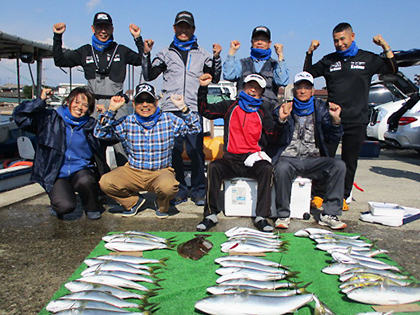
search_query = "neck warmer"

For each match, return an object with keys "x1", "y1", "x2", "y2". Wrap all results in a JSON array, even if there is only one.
[
  {"x1": 336, "y1": 41, "x2": 359, "y2": 58},
  {"x1": 173, "y1": 35, "x2": 198, "y2": 51},
  {"x1": 135, "y1": 107, "x2": 161, "y2": 129},
  {"x1": 57, "y1": 105, "x2": 89, "y2": 127},
  {"x1": 92, "y1": 34, "x2": 114, "y2": 52},
  {"x1": 293, "y1": 96, "x2": 315, "y2": 116},
  {"x1": 238, "y1": 91, "x2": 262, "y2": 113},
  {"x1": 250, "y1": 47, "x2": 272, "y2": 60}
]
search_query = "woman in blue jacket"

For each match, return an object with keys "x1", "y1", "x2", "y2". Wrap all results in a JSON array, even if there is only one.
[{"x1": 13, "y1": 87, "x2": 109, "y2": 220}]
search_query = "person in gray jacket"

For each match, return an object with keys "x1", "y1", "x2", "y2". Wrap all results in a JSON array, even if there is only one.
[{"x1": 142, "y1": 11, "x2": 222, "y2": 206}]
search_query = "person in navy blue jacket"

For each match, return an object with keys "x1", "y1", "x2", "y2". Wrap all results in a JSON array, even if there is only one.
[
  {"x1": 272, "y1": 72, "x2": 346, "y2": 230},
  {"x1": 13, "y1": 87, "x2": 110, "y2": 220}
]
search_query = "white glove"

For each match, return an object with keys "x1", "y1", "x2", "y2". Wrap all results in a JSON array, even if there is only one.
[
  {"x1": 244, "y1": 151, "x2": 272, "y2": 167},
  {"x1": 170, "y1": 94, "x2": 186, "y2": 111}
]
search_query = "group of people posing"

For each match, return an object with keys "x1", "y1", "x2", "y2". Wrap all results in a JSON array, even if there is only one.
[{"x1": 13, "y1": 11, "x2": 398, "y2": 232}]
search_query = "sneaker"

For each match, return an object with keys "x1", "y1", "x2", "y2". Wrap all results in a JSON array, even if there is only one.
[
  {"x1": 86, "y1": 211, "x2": 101, "y2": 220},
  {"x1": 319, "y1": 214, "x2": 347, "y2": 230},
  {"x1": 311, "y1": 196, "x2": 323, "y2": 209},
  {"x1": 254, "y1": 218, "x2": 274, "y2": 232},
  {"x1": 155, "y1": 210, "x2": 169, "y2": 219},
  {"x1": 275, "y1": 217, "x2": 291, "y2": 229},
  {"x1": 196, "y1": 217, "x2": 217, "y2": 232},
  {"x1": 121, "y1": 195, "x2": 146, "y2": 217},
  {"x1": 171, "y1": 196, "x2": 188, "y2": 206},
  {"x1": 343, "y1": 199, "x2": 349, "y2": 211}
]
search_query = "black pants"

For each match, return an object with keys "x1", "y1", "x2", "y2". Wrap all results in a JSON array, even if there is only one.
[
  {"x1": 274, "y1": 156, "x2": 345, "y2": 217},
  {"x1": 172, "y1": 111, "x2": 206, "y2": 200},
  {"x1": 48, "y1": 169, "x2": 98, "y2": 215},
  {"x1": 204, "y1": 153, "x2": 273, "y2": 218},
  {"x1": 314, "y1": 123, "x2": 366, "y2": 199}
]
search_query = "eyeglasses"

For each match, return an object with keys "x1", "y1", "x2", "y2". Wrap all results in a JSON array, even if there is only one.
[{"x1": 295, "y1": 86, "x2": 313, "y2": 91}]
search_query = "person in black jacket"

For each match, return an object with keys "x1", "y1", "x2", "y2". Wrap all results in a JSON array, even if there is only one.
[
  {"x1": 303, "y1": 22, "x2": 398, "y2": 209},
  {"x1": 273, "y1": 72, "x2": 346, "y2": 230},
  {"x1": 53, "y1": 12, "x2": 144, "y2": 165},
  {"x1": 13, "y1": 87, "x2": 110, "y2": 220}
]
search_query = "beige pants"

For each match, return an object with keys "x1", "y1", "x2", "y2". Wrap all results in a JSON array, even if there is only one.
[{"x1": 99, "y1": 163, "x2": 179, "y2": 213}]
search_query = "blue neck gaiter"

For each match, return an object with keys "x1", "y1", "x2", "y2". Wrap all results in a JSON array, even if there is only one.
[
  {"x1": 335, "y1": 41, "x2": 359, "y2": 58},
  {"x1": 173, "y1": 35, "x2": 197, "y2": 51},
  {"x1": 293, "y1": 96, "x2": 315, "y2": 116},
  {"x1": 135, "y1": 107, "x2": 161, "y2": 129},
  {"x1": 92, "y1": 34, "x2": 114, "y2": 52},
  {"x1": 250, "y1": 48, "x2": 272, "y2": 60},
  {"x1": 57, "y1": 105, "x2": 89, "y2": 127},
  {"x1": 238, "y1": 91, "x2": 262, "y2": 113}
]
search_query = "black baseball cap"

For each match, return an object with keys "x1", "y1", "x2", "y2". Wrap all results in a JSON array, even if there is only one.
[
  {"x1": 252, "y1": 26, "x2": 271, "y2": 40},
  {"x1": 93, "y1": 12, "x2": 113, "y2": 26},
  {"x1": 134, "y1": 83, "x2": 157, "y2": 102},
  {"x1": 174, "y1": 11, "x2": 195, "y2": 27}
]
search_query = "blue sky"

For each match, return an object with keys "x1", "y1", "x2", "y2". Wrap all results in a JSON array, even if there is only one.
[{"x1": 0, "y1": 0, "x2": 419, "y2": 90}]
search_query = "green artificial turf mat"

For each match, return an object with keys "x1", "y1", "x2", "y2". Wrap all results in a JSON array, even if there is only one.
[{"x1": 39, "y1": 231, "x2": 420, "y2": 315}]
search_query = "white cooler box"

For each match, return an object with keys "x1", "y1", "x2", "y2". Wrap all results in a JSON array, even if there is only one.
[{"x1": 224, "y1": 177, "x2": 311, "y2": 219}]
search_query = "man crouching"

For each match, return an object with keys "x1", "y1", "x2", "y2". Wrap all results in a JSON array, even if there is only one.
[{"x1": 94, "y1": 83, "x2": 201, "y2": 218}]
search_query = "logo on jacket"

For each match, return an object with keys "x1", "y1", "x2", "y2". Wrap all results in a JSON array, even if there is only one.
[
  {"x1": 351, "y1": 61, "x2": 365, "y2": 70},
  {"x1": 329, "y1": 61, "x2": 342, "y2": 72},
  {"x1": 86, "y1": 56, "x2": 94, "y2": 64}
]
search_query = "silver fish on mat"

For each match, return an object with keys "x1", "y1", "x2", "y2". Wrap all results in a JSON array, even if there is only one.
[
  {"x1": 217, "y1": 260, "x2": 290, "y2": 274},
  {"x1": 55, "y1": 310, "x2": 151, "y2": 315},
  {"x1": 214, "y1": 255, "x2": 288, "y2": 269},
  {"x1": 207, "y1": 283, "x2": 311, "y2": 297},
  {"x1": 81, "y1": 261, "x2": 156, "y2": 277},
  {"x1": 340, "y1": 268, "x2": 409, "y2": 281},
  {"x1": 346, "y1": 284, "x2": 420, "y2": 305},
  {"x1": 46, "y1": 299, "x2": 127, "y2": 313},
  {"x1": 77, "y1": 275, "x2": 151, "y2": 292},
  {"x1": 58, "y1": 290, "x2": 139, "y2": 308},
  {"x1": 87, "y1": 255, "x2": 168, "y2": 266},
  {"x1": 218, "y1": 279, "x2": 298, "y2": 289},
  {"x1": 84, "y1": 259, "x2": 160, "y2": 271},
  {"x1": 195, "y1": 292, "x2": 314, "y2": 315},
  {"x1": 177, "y1": 234, "x2": 213, "y2": 260},
  {"x1": 65, "y1": 281, "x2": 148, "y2": 300},
  {"x1": 104, "y1": 242, "x2": 170, "y2": 252},
  {"x1": 216, "y1": 270, "x2": 290, "y2": 283},
  {"x1": 80, "y1": 270, "x2": 160, "y2": 285},
  {"x1": 294, "y1": 228, "x2": 333, "y2": 237},
  {"x1": 225, "y1": 227, "x2": 279, "y2": 239}
]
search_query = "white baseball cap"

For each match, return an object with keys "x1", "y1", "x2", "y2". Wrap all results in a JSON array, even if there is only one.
[
  {"x1": 294, "y1": 71, "x2": 314, "y2": 85},
  {"x1": 244, "y1": 74, "x2": 267, "y2": 89}
]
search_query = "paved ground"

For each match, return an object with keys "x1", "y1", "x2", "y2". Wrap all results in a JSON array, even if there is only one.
[{"x1": 0, "y1": 147, "x2": 419, "y2": 315}]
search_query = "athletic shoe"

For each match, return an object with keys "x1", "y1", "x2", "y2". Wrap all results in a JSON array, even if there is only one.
[
  {"x1": 343, "y1": 199, "x2": 349, "y2": 211},
  {"x1": 196, "y1": 217, "x2": 217, "y2": 232},
  {"x1": 171, "y1": 196, "x2": 188, "y2": 206},
  {"x1": 275, "y1": 217, "x2": 291, "y2": 229},
  {"x1": 311, "y1": 196, "x2": 323, "y2": 209},
  {"x1": 319, "y1": 214, "x2": 347, "y2": 230},
  {"x1": 121, "y1": 195, "x2": 146, "y2": 217},
  {"x1": 86, "y1": 211, "x2": 101, "y2": 220},
  {"x1": 155, "y1": 210, "x2": 169, "y2": 219},
  {"x1": 254, "y1": 218, "x2": 274, "y2": 232},
  {"x1": 192, "y1": 197, "x2": 206, "y2": 206}
]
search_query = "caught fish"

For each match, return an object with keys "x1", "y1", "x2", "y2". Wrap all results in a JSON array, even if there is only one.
[
  {"x1": 177, "y1": 234, "x2": 213, "y2": 260},
  {"x1": 294, "y1": 228, "x2": 333, "y2": 237},
  {"x1": 346, "y1": 284, "x2": 420, "y2": 305},
  {"x1": 104, "y1": 242, "x2": 170, "y2": 252},
  {"x1": 221, "y1": 242, "x2": 280, "y2": 254},
  {"x1": 207, "y1": 284, "x2": 310, "y2": 297},
  {"x1": 222, "y1": 239, "x2": 286, "y2": 250},
  {"x1": 88, "y1": 255, "x2": 168, "y2": 266},
  {"x1": 54, "y1": 310, "x2": 150, "y2": 315},
  {"x1": 195, "y1": 292, "x2": 314, "y2": 315},
  {"x1": 217, "y1": 261, "x2": 291, "y2": 275},
  {"x1": 81, "y1": 261, "x2": 156, "y2": 277},
  {"x1": 214, "y1": 255, "x2": 288, "y2": 269},
  {"x1": 316, "y1": 243, "x2": 374, "y2": 252},
  {"x1": 313, "y1": 294, "x2": 336, "y2": 315},
  {"x1": 46, "y1": 299, "x2": 127, "y2": 313},
  {"x1": 322, "y1": 263, "x2": 366, "y2": 275},
  {"x1": 64, "y1": 281, "x2": 148, "y2": 300},
  {"x1": 340, "y1": 273, "x2": 412, "y2": 287},
  {"x1": 77, "y1": 275, "x2": 151, "y2": 292},
  {"x1": 80, "y1": 270, "x2": 159, "y2": 285},
  {"x1": 58, "y1": 291, "x2": 139, "y2": 308},
  {"x1": 225, "y1": 227, "x2": 279, "y2": 239},
  {"x1": 218, "y1": 279, "x2": 298, "y2": 290},
  {"x1": 104, "y1": 231, "x2": 172, "y2": 244},
  {"x1": 216, "y1": 270, "x2": 290, "y2": 283},
  {"x1": 84, "y1": 259, "x2": 160, "y2": 272},
  {"x1": 340, "y1": 268, "x2": 409, "y2": 281},
  {"x1": 309, "y1": 233, "x2": 360, "y2": 240},
  {"x1": 331, "y1": 253, "x2": 401, "y2": 272},
  {"x1": 326, "y1": 248, "x2": 388, "y2": 257}
]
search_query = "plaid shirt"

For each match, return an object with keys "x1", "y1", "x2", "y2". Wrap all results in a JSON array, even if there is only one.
[{"x1": 94, "y1": 109, "x2": 201, "y2": 170}]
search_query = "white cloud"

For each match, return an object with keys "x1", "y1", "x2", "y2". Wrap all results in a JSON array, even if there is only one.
[{"x1": 86, "y1": 0, "x2": 101, "y2": 11}]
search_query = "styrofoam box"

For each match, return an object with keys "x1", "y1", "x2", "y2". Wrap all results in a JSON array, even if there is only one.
[{"x1": 224, "y1": 177, "x2": 311, "y2": 219}]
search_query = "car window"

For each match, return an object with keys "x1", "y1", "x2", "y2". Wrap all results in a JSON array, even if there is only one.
[{"x1": 368, "y1": 85, "x2": 405, "y2": 107}]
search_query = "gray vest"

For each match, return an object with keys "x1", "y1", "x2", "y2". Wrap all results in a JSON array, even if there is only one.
[
  {"x1": 238, "y1": 57, "x2": 279, "y2": 110},
  {"x1": 282, "y1": 114, "x2": 320, "y2": 158}
]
